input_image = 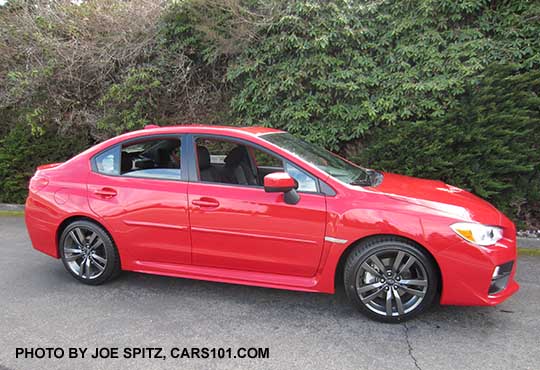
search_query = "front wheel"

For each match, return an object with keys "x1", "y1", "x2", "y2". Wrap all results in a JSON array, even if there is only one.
[{"x1": 344, "y1": 237, "x2": 439, "y2": 323}]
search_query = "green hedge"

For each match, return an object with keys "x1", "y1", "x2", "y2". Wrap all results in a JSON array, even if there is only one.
[
  {"x1": 354, "y1": 65, "x2": 540, "y2": 227},
  {"x1": 227, "y1": 0, "x2": 540, "y2": 149},
  {"x1": 0, "y1": 123, "x2": 90, "y2": 203}
]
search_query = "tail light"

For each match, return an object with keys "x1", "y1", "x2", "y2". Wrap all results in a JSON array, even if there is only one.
[{"x1": 29, "y1": 175, "x2": 49, "y2": 193}]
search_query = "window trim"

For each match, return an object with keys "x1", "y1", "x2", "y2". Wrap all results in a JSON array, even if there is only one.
[
  {"x1": 189, "y1": 134, "x2": 325, "y2": 194},
  {"x1": 90, "y1": 134, "x2": 189, "y2": 182}
]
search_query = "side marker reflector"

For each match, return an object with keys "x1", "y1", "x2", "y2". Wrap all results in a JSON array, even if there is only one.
[{"x1": 324, "y1": 236, "x2": 348, "y2": 244}]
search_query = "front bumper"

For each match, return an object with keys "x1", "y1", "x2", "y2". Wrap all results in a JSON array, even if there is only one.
[{"x1": 437, "y1": 235, "x2": 519, "y2": 306}]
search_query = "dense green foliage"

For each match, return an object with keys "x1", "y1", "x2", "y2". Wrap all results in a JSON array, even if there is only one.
[
  {"x1": 354, "y1": 65, "x2": 540, "y2": 226},
  {"x1": 0, "y1": 123, "x2": 89, "y2": 202},
  {"x1": 228, "y1": 0, "x2": 540, "y2": 148},
  {"x1": 1, "y1": 0, "x2": 539, "y2": 226}
]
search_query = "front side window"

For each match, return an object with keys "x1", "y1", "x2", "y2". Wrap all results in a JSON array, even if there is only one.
[
  {"x1": 284, "y1": 162, "x2": 318, "y2": 192},
  {"x1": 94, "y1": 137, "x2": 182, "y2": 181},
  {"x1": 262, "y1": 132, "x2": 371, "y2": 185},
  {"x1": 195, "y1": 137, "x2": 261, "y2": 186},
  {"x1": 194, "y1": 137, "x2": 318, "y2": 192}
]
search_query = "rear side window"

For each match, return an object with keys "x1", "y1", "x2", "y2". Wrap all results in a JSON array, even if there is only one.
[
  {"x1": 196, "y1": 138, "x2": 237, "y2": 165},
  {"x1": 121, "y1": 138, "x2": 181, "y2": 180},
  {"x1": 94, "y1": 137, "x2": 182, "y2": 181}
]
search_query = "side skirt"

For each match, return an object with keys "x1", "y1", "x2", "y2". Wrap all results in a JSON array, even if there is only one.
[{"x1": 124, "y1": 260, "x2": 327, "y2": 293}]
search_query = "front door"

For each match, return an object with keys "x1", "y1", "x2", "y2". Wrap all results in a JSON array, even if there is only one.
[{"x1": 187, "y1": 136, "x2": 327, "y2": 277}]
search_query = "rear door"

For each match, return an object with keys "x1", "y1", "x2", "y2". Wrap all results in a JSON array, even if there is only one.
[{"x1": 87, "y1": 135, "x2": 191, "y2": 266}]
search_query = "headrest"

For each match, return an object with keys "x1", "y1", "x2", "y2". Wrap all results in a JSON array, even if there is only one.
[
  {"x1": 225, "y1": 146, "x2": 248, "y2": 167},
  {"x1": 121, "y1": 155, "x2": 132, "y2": 172},
  {"x1": 197, "y1": 146, "x2": 211, "y2": 169},
  {"x1": 156, "y1": 148, "x2": 169, "y2": 165},
  {"x1": 134, "y1": 158, "x2": 154, "y2": 169}
]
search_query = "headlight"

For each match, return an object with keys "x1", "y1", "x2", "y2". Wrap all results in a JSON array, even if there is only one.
[{"x1": 450, "y1": 222, "x2": 503, "y2": 246}]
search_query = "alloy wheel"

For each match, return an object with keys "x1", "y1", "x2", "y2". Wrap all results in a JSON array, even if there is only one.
[
  {"x1": 63, "y1": 226, "x2": 108, "y2": 280},
  {"x1": 355, "y1": 250, "x2": 428, "y2": 317}
]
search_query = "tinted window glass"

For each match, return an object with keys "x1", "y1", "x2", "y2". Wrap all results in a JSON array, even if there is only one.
[
  {"x1": 195, "y1": 137, "x2": 263, "y2": 186},
  {"x1": 254, "y1": 149, "x2": 282, "y2": 168},
  {"x1": 120, "y1": 138, "x2": 181, "y2": 180},
  {"x1": 194, "y1": 137, "x2": 318, "y2": 192}
]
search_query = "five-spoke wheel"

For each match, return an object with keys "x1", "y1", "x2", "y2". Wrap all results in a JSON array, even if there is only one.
[
  {"x1": 59, "y1": 220, "x2": 121, "y2": 285},
  {"x1": 344, "y1": 237, "x2": 438, "y2": 322}
]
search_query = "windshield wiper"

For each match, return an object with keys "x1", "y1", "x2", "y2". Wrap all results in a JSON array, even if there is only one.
[
  {"x1": 350, "y1": 170, "x2": 372, "y2": 186},
  {"x1": 350, "y1": 179, "x2": 371, "y2": 186},
  {"x1": 350, "y1": 170, "x2": 383, "y2": 187}
]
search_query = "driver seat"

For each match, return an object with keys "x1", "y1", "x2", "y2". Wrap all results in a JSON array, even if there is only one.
[
  {"x1": 197, "y1": 146, "x2": 221, "y2": 182},
  {"x1": 223, "y1": 146, "x2": 257, "y2": 185}
]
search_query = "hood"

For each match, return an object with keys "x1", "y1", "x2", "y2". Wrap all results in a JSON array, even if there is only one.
[{"x1": 370, "y1": 172, "x2": 502, "y2": 224}]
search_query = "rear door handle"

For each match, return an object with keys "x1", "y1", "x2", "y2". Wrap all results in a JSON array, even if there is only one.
[
  {"x1": 94, "y1": 187, "x2": 117, "y2": 198},
  {"x1": 192, "y1": 198, "x2": 220, "y2": 208}
]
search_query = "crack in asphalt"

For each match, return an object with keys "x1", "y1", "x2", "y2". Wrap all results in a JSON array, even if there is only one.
[{"x1": 403, "y1": 323, "x2": 422, "y2": 370}]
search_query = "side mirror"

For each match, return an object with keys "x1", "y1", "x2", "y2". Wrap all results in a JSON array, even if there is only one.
[{"x1": 263, "y1": 172, "x2": 300, "y2": 205}]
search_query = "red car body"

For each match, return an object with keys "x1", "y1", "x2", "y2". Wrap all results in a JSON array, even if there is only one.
[{"x1": 25, "y1": 125, "x2": 518, "y2": 306}]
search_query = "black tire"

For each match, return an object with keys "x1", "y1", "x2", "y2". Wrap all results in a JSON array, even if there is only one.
[
  {"x1": 59, "y1": 220, "x2": 121, "y2": 285},
  {"x1": 344, "y1": 236, "x2": 438, "y2": 323}
]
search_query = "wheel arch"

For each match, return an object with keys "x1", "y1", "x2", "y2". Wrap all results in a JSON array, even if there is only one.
[
  {"x1": 334, "y1": 234, "x2": 442, "y2": 294},
  {"x1": 56, "y1": 215, "x2": 120, "y2": 267}
]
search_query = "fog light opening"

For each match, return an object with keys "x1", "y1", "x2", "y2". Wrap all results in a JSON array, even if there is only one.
[{"x1": 488, "y1": 261, "x2": 513, "y2": 295}]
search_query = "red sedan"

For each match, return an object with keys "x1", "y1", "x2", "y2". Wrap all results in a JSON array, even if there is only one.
[{"x1": 25, "y1": 125, "x2": 518, "y2": 322}]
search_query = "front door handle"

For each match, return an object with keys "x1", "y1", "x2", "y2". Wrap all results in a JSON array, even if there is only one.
[
  {"x1": 192, "y1": 197, "x2": 220, "y2": 208},
  {"x1": 94, "y1": 187, "x2": 118, "y2": 198}
]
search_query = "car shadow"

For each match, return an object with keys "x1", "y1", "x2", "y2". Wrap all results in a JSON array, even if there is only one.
[
  {"x1": 109, "y1": 270, "x2": 509, "y2": 328},
  {"x1": 36, "y1": 260, "x2": 515, "y2": 332}
]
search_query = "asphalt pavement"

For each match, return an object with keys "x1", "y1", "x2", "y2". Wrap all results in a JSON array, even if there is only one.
[{"x1": 1, "y1": 216, "x2": 539, "y2": 370}]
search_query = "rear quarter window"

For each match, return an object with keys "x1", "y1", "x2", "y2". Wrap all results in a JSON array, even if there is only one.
[{"x1": 94, "y1": 147, "x2": 120, "y2": 175}]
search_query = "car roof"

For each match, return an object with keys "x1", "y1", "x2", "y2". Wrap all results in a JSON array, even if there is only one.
[
  {"x1": 79, "y1": 124, "x2": 286, "y2": 162},
  {"x1": 137, "y1": 124, "x2": 284, "y2": 136},
  {"x1": 71, "y1": 123, "x2": 333, "y2": 187}
]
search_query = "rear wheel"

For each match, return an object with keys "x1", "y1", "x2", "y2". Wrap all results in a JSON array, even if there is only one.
[
  {"x1": 59, "y1": 220, "x2": 120, "y2": 285},
  {"x1": 344, "y1": 237, "x2": 438, "y2": 323}
]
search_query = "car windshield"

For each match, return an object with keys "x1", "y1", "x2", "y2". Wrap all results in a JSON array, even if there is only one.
[{"x1": 261, "y1": 132, "x2": 371, "y2": 185}]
